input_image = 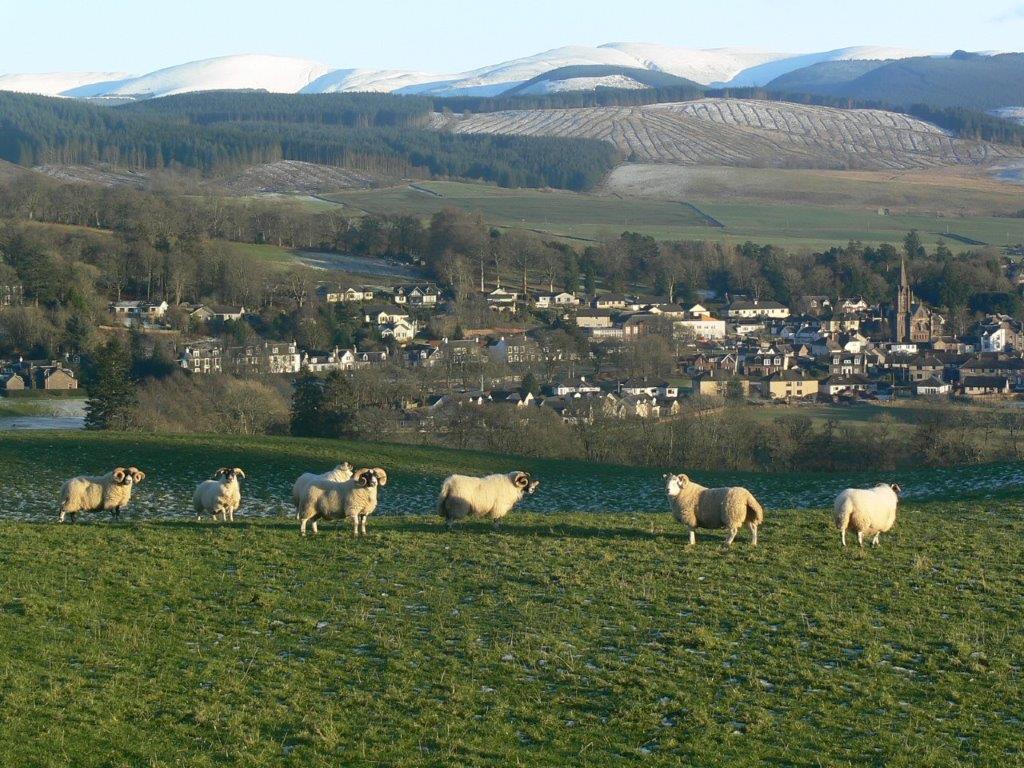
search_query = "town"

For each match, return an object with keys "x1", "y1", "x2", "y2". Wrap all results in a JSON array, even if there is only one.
[{"x1": 4, "y1": 254, "x2": 1022, "y2": 418}]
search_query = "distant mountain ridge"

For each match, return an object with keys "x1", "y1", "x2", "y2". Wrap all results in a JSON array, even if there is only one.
[
  {"x1": 0, "y1": 44, "x2": 937, "y2": 100},
  {"x1": 765, "y1": 52, "x2": 1024, "y2": 112}
]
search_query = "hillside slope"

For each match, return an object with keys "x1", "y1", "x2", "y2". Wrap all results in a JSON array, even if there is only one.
[{"x1": 433, "y1": 98, "x2": 1020, "y2": 170}]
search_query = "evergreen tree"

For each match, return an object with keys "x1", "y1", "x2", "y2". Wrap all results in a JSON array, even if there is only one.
[
  {"x1": 83, "y1": 339, "x2": 136, "y2": 430},
  {"x1": 290, "y1": 372, "x2": 357, "y2": 438}
]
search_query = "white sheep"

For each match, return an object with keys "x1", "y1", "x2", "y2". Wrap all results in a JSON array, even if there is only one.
[
  {"x1": 297, "y1": 467, "x2": 388, "y2": 537},
  {"x1": 194, "y1": 467, "x2": 246, "y2": 522},
  {"x1": 834, "y1": 483, "x2": 901, "y2": 547},
  {"x1": 59, "y1": 467, "x2": 146, "y2": 523},
  {"x1": 664, "y1": 473, "x2": 764, "y2": 547},
  {"x1": 291, "y1": 462, "x2": 353, "y2": 518},
  {"x1": 436, "y1": 471, "x2": 540, "y2": 529}
]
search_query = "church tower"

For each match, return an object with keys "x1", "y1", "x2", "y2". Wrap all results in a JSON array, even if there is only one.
[{"x1": 894, "y1": 257, "x2": 912, "y2": 343}]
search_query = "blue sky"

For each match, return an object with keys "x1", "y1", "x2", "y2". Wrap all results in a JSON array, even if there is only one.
[{"x1": 3, "y1": 0, "x2": 1024, "y2": 74}]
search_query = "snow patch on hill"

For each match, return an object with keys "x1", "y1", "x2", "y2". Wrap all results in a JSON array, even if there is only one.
[
  {"x1": 0, "y1": 71, "x2": 132, "y2": 96},
  {"x1": 517, "y1": 75, "x2": 655, "y2": 95}
]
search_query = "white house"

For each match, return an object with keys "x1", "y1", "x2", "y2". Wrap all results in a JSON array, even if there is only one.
[
  {"x1": 726, "y1": 299, "x2": 790, "y2": 320},
  {"x1": 534, "y1": 292, "x2": 580, "y2": 309}
]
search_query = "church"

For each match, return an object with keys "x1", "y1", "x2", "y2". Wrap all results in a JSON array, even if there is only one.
[{"x1": 892, "y1": 258, "x2": 944, "y2": 344}]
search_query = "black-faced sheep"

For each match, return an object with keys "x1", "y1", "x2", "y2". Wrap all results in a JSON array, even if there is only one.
[
  {"x1": 436, "y1": 471, "x2": 540, "y2": 530},
  {"x1": 59, "y1": 467, "x2": 146, "y2": 523},
  {"x1": 834, "y1": 483, "x2": 901, "y2": 547},
  {"x1": 297, "y1": 468, "x2": 388, "y2": 537},
  {"x1": 664, "y1": 473, "x2": 764, "y2": 547},
  {"x1": 194, "y1": 467, "x2": 246, "y2": 522},
  {"x1": 291, "y1": 462, "x2": 353, "y2": 518}
]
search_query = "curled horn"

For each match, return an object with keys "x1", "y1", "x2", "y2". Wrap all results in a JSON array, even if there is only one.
[
  {"x1": 373, "y1": 468, "x2": 387, "y2": 487},
  {"x1": 213, "y1": 467, "x2": 228, "y2": 479},
  {"x1": 112, "y1": 467, "x2": 126, "y2": 482},
  {"x1": 353, "y1": 468, "x2": 371, "y2": 487},
  {"x1": 513, "y1": 472, "x2": 530, "y2": 488},
  {"x1": 233, "y1": 468, "x2": 246, "y2": 479},
  {"x1": 129, "y1": 467, "x2": 145, "y2": 483}
]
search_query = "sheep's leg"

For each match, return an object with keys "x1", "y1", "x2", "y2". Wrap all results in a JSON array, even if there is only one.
[
  {"x1": 871, "y1": 533, "x2": 880, "y2": 547},
  {"x1": 723, "y1": 528, "x2": 738, "y2": 548},
  {"x1": 351, "y1": 516, "x2": 360, "y2": 538},
  {"x1": 59, "y1": 508, "x2": 66, "y2": 524},
  {"x1": 359, "y1": 515, "x2": 368, "y2": 537},
  {"x1": 749, "y1": 522, "x2": 758, "y2": 547},
  {"x1": 688, "y1": 528, "x2": 696, "y2": 546},
  {"x1": 857, "y1": 531, "x2": 864, "y2": 547},
  {"x1": 300, "y1": 515, "x2": 310, "y2": 536},
  {"x1": 840, "y1": 528, "x2": 847, "y2": 547},
  {"x1": 492, "y1": 518, "x2": 502, "y2": 532}
]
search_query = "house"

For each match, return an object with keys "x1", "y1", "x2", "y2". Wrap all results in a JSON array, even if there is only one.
[
  {"x1": 302, "y1": 348, "x2": 358, "y2": 372},
  {"x1": 796, "y1": 295, "x2": 832, "y2": 316},
  {"x1": 726, "y1": 298, "x2": 790, "y2": 320},
  {"x1": 394, "y1": 285, "x2": 440, "y2": 307},
  {"x1": 487, "y1": 336, "x2": 542, "y2": 365},
  {"x1": 830, "y1": 351, "x2": 869, "y2": 376},
  {"x1": 546, "y1": 377, "x2": 602, "y2": 397},
  {"x1": 180, "y1": 341, "x2": 223, "y2": 374},
  {"x1": 575, "y1": 310, "x2": 614, "y2": 329},
  {"x1": 960, "y1": 375, "x2": 1010, "y2": 397},
  {"x1": 820, "y1": 374, "x2": 872, "y2": 396},
  {"x1": 690, "y1": 371, "x2": 752, "y2": 398},
  {"x1": 0, "y1": 283, "x2": 24, "y2": 307},
  {"x1": 108, "y1": 300, "x2": 169, "y2": 326},
  {"x1": 674, "y1": 317, "x2": 727, "y2": 340},
  {"x1": 592, "y1": 294, "x2": 630, "y2": 310},
  {"x1": 187, "y1": 304, "x2": 215, "y2": 323},
  {"x1": 363, "y1": 305, "x2": 409, "y2": 326},
  {"x1": 838, "y1": 296, "x2": 869, "y2": 314},
  {"x1": 0, "y1": 371, "x2": 25, "y2": 391},
  {"x1": 743, "y1": 346, "x2": 791, "y2": 377},
  {"x1": 618, "y1": 378, "x2": 679, "y2": 398},
  {"x1": 486, "y1": 285, "x2": 519, "y2": 313},
  {"x1": 225, "y1": 340, "x2": 301, "y2": 375},
  {"x1": 380, "y1": 318, "x2": 418, "y2": 344},
  {"x1": 321, "y1": 286, "x2": 375, "y2": 303},
  {"x1": 489, "y1": 390, "x2": 535, "y2": 408},
  {"x1": 760, "y1": 370, "x2": 820, "y2": 400},
  {"x1": 534, "y1": 292, "x2": 580, "y2": 309},
  {"x1": 34, "y1": 365, "x2": 78, "y2": 390},
  {"x1": 971, "y1": 315, "x2": 1024, "y2": 353},
  {"x1": 210, "y1": 305, "x2": 246, "y2": 323},
  {"x1": 914, "y1": 377, "x2": 951, "y2": 396}
]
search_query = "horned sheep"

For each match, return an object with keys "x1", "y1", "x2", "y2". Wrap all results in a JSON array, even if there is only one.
[
  {"x1": 193, "y1": 467, "x2": 246, "y2": 522},
  {"x1": 834, "y1": 483, "x2": 901, "y2": 547},
  {"x1": 291, "y1": 462, "x2": 353, "y2": 518},
  {"x1": 664, "y1": 473, "x2": 764, "y2": 547},
  {"x1": 436, "y1": 471, "x2": 540, "y2": 529},
  {"x1": 59, "y1": 467, "x2": 146, "y2": 523},
  {"x1": 297, "y1": 467, "x2": 388, "y2": 537}
]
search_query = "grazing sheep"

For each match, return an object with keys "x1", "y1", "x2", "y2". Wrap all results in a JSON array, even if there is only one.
[
  {"x1": 436, "y1": 471, "x2": 540, "y2": 530},
  {"x1": 291, "y1": 462, "x2": 353, "y2": 518},
  {"x1": 298, "y1": 468, "x2": 388, "y2": 537},
  {"x1": 194, "y1": 467, "x2": 246, "y2": 522},
  {"x1": 834, "y1": 483, "x2": 901, "y2": 547},
  {"x1": 59, "y1": 467, "x2": 146, "y2": 523},
  {"x1": 664, "y1": 473, "x2": 764, "y2": 547}
]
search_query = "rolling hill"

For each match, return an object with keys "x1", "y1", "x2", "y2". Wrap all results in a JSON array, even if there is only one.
[
  {"x1": 505, "y1": 65, "x2": 702, "y2": 96},
  {"x1": 767, "y1": 52, "x2": 1024, "y2": 112},
  {"x1": 432, "y1": 98, "x2": 1021, "y2": 171}
]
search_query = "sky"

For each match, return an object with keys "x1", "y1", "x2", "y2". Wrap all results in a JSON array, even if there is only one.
[{"x1": 3, "y1": 0, "x2": 1024, "y2": 75}]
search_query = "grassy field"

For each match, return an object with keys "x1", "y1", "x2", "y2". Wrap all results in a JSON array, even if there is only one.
[
  {"x1": 318, "y1": 178, "x2": 1024, "y2": 251},
  {"x1": 0, "y1": 432, "x2": 1023, "y2": 765}
]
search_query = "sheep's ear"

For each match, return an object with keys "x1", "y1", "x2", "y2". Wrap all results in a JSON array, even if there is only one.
[
  {"x1": 341, "y1": 461, "x2": 352, "y2": 470},
  {"x1": 113, "y1": 467, "x2": 126, "y2": 482},
  {"x1": 130, "y1": 468, "x2": 145, "y2": 483},
  {"x1": 234, "y1": 468, "x2": 245, "y2": 479},
  {"x1": 374, "y1": 468, "x2": 388, "y2": 487}
]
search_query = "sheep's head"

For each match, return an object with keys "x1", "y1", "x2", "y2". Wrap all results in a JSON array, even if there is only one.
[
  {"x1": 215, "y1": 467, "x2": 245, "y2": 482},
  {"x1": 890, "y1": 483, "x2": 902, "y2": 496},
  {"x1": 354, "y1": 468, "x2": 387, "y2": 488},
  {"x1": 511, "y1": 472, "x2": 538, "y2": 494},
  {"x1": 664, "y1": 473, "x2": 688, "y2": 497},
  {"x1": 336, "y1": 461, "x2": 353, "y2": 474}
]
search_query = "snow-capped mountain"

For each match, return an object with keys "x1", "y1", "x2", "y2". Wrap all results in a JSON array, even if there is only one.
[{"x1": 0, "y1": 44, "x2": 961, "y2": 100}]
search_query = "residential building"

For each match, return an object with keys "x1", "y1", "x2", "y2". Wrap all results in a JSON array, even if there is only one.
[
  {"x1": 726, "y1": 298, "x2": 790, "y2": 320},
  {"x1": 760, "y1": 370, "x2": 820, "y2": 400}
]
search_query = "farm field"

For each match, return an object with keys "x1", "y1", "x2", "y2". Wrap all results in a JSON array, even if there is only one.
[
  {"x1": 320, "y1": 179, "x2": 1024, "y2": 250},
  {"x1": 1, "y1": 431, "x2": 1022, "y2": 766}
]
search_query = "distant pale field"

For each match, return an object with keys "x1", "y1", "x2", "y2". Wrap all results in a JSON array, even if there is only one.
[{"x1": 320, "y1": 178, "x2": 1024, "y2": 250}]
